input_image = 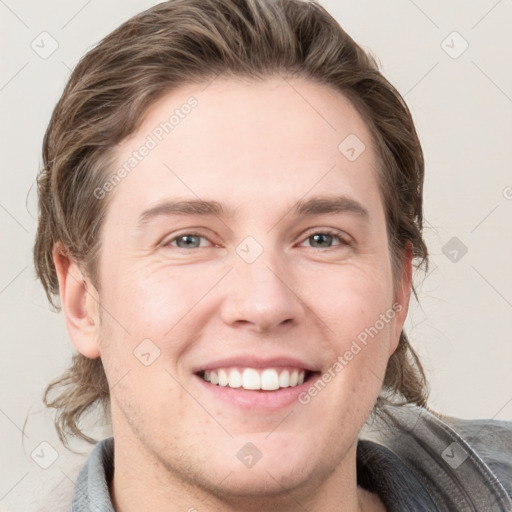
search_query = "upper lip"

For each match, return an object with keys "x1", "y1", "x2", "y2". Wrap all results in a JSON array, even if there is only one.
[{"x1": 192, "y1": 356, "x2": 319, "y2": 374}]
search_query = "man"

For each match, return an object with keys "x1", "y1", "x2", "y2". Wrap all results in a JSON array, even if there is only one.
[{"x1": 34, "y1": 0, "x2": 512, "y2": 510}]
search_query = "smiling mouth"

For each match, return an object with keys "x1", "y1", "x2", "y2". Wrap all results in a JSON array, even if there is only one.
[{"x1": 197, "y1": 367, "x2": 316, "y2": 391}]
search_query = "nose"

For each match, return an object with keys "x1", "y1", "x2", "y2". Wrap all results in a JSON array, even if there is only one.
[{"x1": 219, "y1": 248, "x2": 304, "y2": 334}]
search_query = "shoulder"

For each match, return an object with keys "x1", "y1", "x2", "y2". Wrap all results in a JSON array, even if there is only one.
[
  {"x1": 434, "y1": 412, "x2": 512, "y2": 498},
  {"x1": 361, "y1": 403, "x2": 512, "y2": 510}
]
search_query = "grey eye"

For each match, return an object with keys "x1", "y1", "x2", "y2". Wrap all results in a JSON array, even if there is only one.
[
  {"x1": 174, "y1": 234, "x2": 203, "y2": 249},
  {"x1": 308, "y1": 233, "x2": 335, "y2": 248}
]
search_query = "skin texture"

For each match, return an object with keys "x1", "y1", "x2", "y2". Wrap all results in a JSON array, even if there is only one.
[{"x1": 54, "y1": 77, "x2": 412, "y2": 512}]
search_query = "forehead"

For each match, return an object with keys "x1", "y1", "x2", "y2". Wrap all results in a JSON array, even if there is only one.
[{"x1": 107, "y1": 77, "x2": 381, "y2": 221}]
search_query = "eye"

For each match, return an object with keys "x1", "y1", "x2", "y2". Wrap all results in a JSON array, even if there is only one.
[
  {"x1": 167, "y1": 233, "x2": 211, "y2": 249},
  {"x1": 299, "y1": 230, "x2": 349, "y2": 249}
]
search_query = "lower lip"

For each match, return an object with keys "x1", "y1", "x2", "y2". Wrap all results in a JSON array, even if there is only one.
[{"x1": 194, "y1": 373, "x2": 320, "y2": 411}]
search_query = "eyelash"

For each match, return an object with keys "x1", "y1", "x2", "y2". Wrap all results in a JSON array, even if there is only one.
[{"x1": 163, "y1": 228, "x2": 351, "y2": 250}]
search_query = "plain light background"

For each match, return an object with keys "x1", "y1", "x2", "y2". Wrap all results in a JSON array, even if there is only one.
[{"x1": 1, "y1": 0, "x2": 511, "y2": 510}]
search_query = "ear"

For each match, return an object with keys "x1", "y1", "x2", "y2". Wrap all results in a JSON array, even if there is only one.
[
  {"x1": 389, "y1": 243, "x2": 413, "y2": 354},
  {"x1": 52, "y1": 242, "x2": 101, "y2": 358}
]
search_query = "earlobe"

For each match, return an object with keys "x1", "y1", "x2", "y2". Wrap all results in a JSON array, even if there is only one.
[{"x1": 52, "y1": 242, "x2": 101, "y2": 359}]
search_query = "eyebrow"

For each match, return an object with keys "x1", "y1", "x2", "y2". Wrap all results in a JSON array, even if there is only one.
[
  {"x1": 136, "y1": 195, "x2": 369, "y2": 227},
  {"x1": 137, "y1": 199, "x2": 225, "y2": 227},
  {"x1": 293, "y1": 195, "x2": 369, "y2": 219}
]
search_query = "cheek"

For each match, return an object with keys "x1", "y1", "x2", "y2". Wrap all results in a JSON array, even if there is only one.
[
  {"x1": 100, "y1": 259, "x2": 208, "y2": 337},
  {"x1": 300, "y1": 260, "x2": 397, "y2": 395},
  {"x1": 97, "y1": 261, "x2": 229, "y2": 387},
  {"x1": 302, "y1": 260, "x2": 394, "y2": 332}
]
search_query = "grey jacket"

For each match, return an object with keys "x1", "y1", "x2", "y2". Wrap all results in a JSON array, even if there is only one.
[{"x1": 72, "y1": 404, "x2": 512, "y2": 511}]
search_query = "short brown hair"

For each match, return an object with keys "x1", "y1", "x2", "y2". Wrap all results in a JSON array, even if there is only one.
[{"x1": 34, "y1": 0, "x2": 429, "y2": 445}]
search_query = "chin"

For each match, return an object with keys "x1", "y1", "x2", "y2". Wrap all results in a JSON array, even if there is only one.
[{"x1": 203, "y1": 462, "x2": 314, "y2": 500}]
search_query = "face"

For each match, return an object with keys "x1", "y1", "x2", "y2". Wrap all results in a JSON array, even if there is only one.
[{"x1": 82, "y1": 78, "x2": 410, "y2": 502}]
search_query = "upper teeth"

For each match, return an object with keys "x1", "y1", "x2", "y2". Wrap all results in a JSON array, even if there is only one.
[{"x1": 202, "y1": 367, "x2": 306, "y2": 390}]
